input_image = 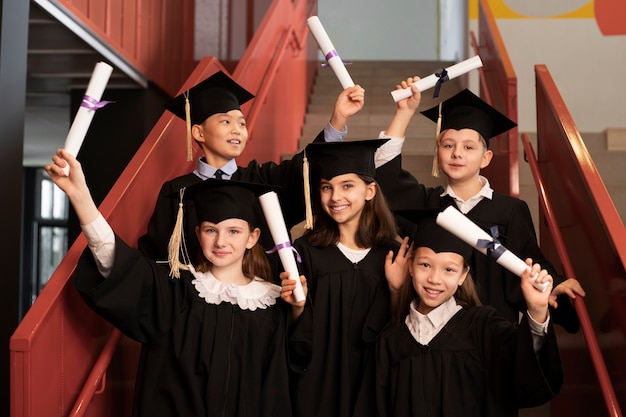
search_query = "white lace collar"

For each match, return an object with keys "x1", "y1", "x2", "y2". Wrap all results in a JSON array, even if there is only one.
[{"x1": 189, "y1": 265, "x2": 281, "y2": 310}]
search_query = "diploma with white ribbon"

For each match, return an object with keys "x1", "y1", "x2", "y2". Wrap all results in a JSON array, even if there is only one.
[
  {"x1": 391, "y1": 55, "x2": 483, "y2": 102},
  {"x1": 62, "y1": 61, "x2": 114, "y2": 174},
  {"x1": 307, "y1": 16, "x2": 355, "y2": 89},
  {"x1": 258, "y1": 191, "x2": 306, "y2": 302},
  {"x1": 436, "y1": 206, "x2": 550, "y2": 292}
]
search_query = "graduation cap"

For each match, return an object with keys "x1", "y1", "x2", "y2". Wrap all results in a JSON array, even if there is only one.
[
  {"x1": 420, "y1": 89, "x2": 517, "y2": 177},
  {"x1": 395, "y1": 208, "x2": 473, "y2": 263},
  {"x1": 168, "y1": 179, "x2": 278, "y2": 277},
  {"x1": 302, "y1": 139, "x2": 389, "y2": 229},
  {"x1": 163, "y1": 70, "x2": 255, "y2": 161}
]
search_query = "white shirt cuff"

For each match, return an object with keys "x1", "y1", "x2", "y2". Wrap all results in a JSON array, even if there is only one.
[
  {"x1": 374, "y1": 132, "x2": 404, "y2": 167},
  {"x1": 527, "y1": 310, "x2": 550, "y2": 353},
  {"x1": 81, "y1": 213, "x2": 116, "y2": 278}
]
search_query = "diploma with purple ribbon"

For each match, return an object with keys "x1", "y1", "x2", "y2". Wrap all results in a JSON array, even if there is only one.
[
  {"x1": 436, "y1": 206, "x2": 550, "y2": 292},
  {"x1": 391, "y1": 55, "x2": 483, "y2": 102},
  {"x1": 258, "y1": 191, "x2": 306, "y2": 302},
  {"x1": 307, "y1": 16, "x2": 355, "y2": 89},
  {"x1": 62, "y1": 61, "x2": 114, "y2": 174}
]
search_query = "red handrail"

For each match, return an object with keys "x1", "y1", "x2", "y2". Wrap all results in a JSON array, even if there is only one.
[
  {"x1": 69, "y1": 329, "x2": 122, "y2": 417},
  {"x1": 522, "y1": 133, "x2": 623, "y2": 417}
]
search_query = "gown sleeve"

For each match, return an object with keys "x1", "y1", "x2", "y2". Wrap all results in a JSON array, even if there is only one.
[
  {"x1": 75, "y1": 234, "x2": 179, "y2": 343},
  {"x1": 482, "y1": 308, "x2": 563, "y2": 409}
]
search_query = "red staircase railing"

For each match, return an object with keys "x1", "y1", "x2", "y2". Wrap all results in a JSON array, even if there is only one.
[
  {"x1": 522, "y1": 131, "x2": 623, "y2": 417},
  {"x1": 530, "y1": 64, "x2": 626, "y2": 416}
]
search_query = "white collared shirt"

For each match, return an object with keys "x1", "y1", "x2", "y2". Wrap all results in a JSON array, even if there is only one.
[
  {"x1": 405, "y1": 297, "x2": 550, "y2": 352},
  {"x1": 442, "y1": 175, "x2": 494, "y2": 214}
]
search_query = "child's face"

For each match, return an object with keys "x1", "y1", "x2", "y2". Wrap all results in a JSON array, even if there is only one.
[
  {"x1": 409, "y1": 246, "x2": 469, "y2": 315},
  {"x1": 193, "y1": 110, "x2": 249, "y2": 167},
  {"x1": 318, "y1": 173, "x2": 376, "y2": 227},
  {"x1": 436, "y1": 129, "x2": 492, "y2": 184},
  {"x1": 196, "y1": 218, "x2": 259, "y2": 272}
]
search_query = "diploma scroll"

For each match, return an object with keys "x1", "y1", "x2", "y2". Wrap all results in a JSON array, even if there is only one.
[
  {"x1": 258, "y1": 192, "x2": 306, "y2": 302},
  {"x1": 436, "y1": 206, "x2": 550, "y2": 292},
  {"x1": 63, "y1": 61, "x2": 114, "y2": 175},
  {"x1": 307, "y1": 16, "x2": 355, "y2": 89},
  {"x1": 390, "y1": 55, "x2": 483, "y2": 102}
]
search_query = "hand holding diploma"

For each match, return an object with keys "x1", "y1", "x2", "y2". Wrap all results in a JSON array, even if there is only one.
[
  {"x1": 62, "y1": 61, "x2": 114, "y2": 175},
  {"x1": 391, "y1": 55, "x2": 483, "y2": 102},
  {"x1": 307, "y1": 16, "x2": 355, "y2": 89},
  {"x1": 258, "y1": 192, "x2": 306, "y2": 302},
  {"x1": 436, "y1": 206, "x2": 551, "y2": 292}
]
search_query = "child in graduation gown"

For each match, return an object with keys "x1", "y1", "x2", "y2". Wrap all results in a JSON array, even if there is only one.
[
  {"x1": 375, "y1": 82, "x2": 585, "y2": 332},
  {"x1": 137, "y1": 70, "x2": 366, "y2": 265},
  {"x1": 280, "y1": 139, "x2": 400, "y2": 417},
  {"x1": 372, "y1": 209, "x2": 563, "y2": 417},
  {"x1": 46, "y1": 149, "x2": 296, "y2": 417}
]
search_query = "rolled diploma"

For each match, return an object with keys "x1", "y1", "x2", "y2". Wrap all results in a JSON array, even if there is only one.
[
  {"x1": 62, "y1": 61, "x2": 114, "y2": 174},
  {"x1": 436, "y1": 206, "x2": 550, "y2": 292},
  {"x1": 307, "y1": 16, "x2": 355, "y2": 89},
  {"x1": 391, "y1": 55, "x2": 483, "y2": 102},
  {"x1": 258, "y1": 192, "x2": 306, "y2": 302}
]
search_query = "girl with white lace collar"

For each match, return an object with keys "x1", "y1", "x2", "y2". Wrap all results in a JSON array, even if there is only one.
[{"x1": 46, "y1": 149, "x2": 296, "y2": 417}]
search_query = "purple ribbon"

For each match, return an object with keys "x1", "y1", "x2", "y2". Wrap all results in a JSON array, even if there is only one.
[
  {"x1": 265, "y1": 241, "x2": 302, "y2": 263},
  {"x1": 325, "y1": 49, "x2": 339, "y2": 60},
  {"x1": 432, "y1": 68, "x2": 449, "y2": 98},
  {"x1": 81, "y1": 95, "x2": 113, "y2": 111},
  {"x1": 476, "y1": 225, "x2": 507, "y2": 261}
]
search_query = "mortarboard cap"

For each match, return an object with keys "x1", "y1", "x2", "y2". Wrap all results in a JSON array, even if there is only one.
[
  {"x1": 163, "y1": 71, "x2": 255, "y2": 161},
  {"x1": 395, "y1": 208, "x2": 473, "y2": 263},
  {"x1": 302, "y1": 139, "x2": 389, "y2": 229},
  {"x1": 304, "y1": 139, "x2": 389, "y2": 182},
  {"x1": 167, "y1": 179, "x2": 278, "y2": 277},
  {"x1": 420, "y1": 88, "x2": 517, "y2": 147},
  {"x1": 183, "y1": 179, "x2": 277, "y2": 227},
  {"x1": 164, "y1": 71, "x2": 254, "y2": 124}
]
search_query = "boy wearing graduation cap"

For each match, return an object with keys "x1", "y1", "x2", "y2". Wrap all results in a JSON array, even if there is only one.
[
  {"x1": 370, "y1": 208, "x2": 563, "y2": 417},
  {"x1": 374, "y1": 82, "x2": 585, "y2": 332},
  {"x1": 45, "y1": 148, "x2": 296, "y2": 417},
  {"x1": 138, "y1": 70, "x2": 366, "y2": 264}
]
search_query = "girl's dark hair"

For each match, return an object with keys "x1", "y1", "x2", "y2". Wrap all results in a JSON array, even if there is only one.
[
  {"x1": 194, "y1": 224, "x2": 272, "y2": 281},
  {"x1": 391, "y1": 248, "x2": 481, "y2": 323},
  {"x1": 304, "y1": 175, "x2": 398, "y2": 248}
]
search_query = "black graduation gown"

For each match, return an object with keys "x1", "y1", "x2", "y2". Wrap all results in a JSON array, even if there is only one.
[
  {"x1": 137, "y1": 131, "x2": 326, "y2": 266},
  {"x1": 75, "y1": 236, "x2": 292, "y2": 417},
  {"x1": 375, "y1": 156, "x2": 579, "y2": 332},
  {"x1": 373, "y1": 306, "x2": 563, "y2": 417},
  {"x1": 288, "y1": 239, "x2": 398, "y2": 417}
]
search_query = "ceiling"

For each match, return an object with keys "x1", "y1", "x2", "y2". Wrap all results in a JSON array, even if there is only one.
[{"x1": 25, "y1": 2, "x2": 145, "y2": 166}]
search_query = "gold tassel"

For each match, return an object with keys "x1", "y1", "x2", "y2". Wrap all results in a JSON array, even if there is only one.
[
  {"x1": 184, "y1": 91, "x2": 193, "y2": 162},
  {"x1": 303, "y1": 151, "x2": 314, "y2": 230},
  {"x1": 432, "y1": 102, "x2": 442, "y2": 177},
  {"x1": 168, "y1": 187, "x2": 190, "y2": 278}
]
